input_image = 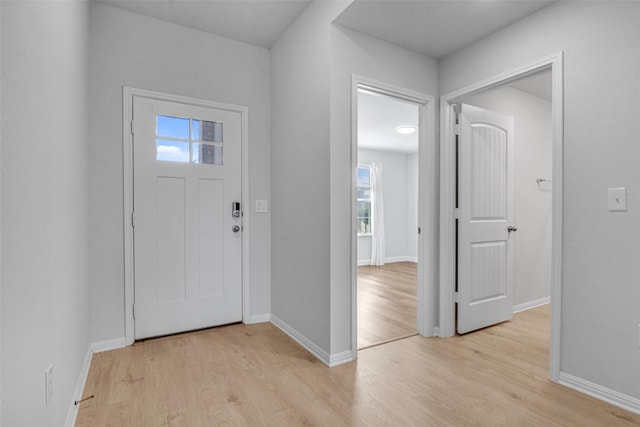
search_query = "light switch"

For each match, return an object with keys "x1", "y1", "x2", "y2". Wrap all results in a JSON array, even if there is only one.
[
  {"x1": 255, "y1": 200, "x2": 268, "y2": 213},
  {"x1": 608, "y1": 187, "x2": 627, "y2": 211}
]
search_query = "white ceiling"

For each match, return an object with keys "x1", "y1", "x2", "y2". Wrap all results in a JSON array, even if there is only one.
[
  {"x1": 97, "y1": 1, "x2": 555, "y2": 58},
  {"x1": 96, "y1": 0, "x2": 312, "y2": 49},
  {"x1": 98, "y1": 0, "x2": 555, "y2": 153},
  {"x1": 358, "y1": 90, "x2": 419, "y2": 154},
  {"x1": 335, "y1": 0, "x2": 555, "y2": 59},
  {"x1": 510, "y1": 71, "x2": 552, "y2": 101}
]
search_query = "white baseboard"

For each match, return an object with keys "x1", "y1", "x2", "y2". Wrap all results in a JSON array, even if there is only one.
[
  {"x1": 246, "y1": 313, "x2": 271, "y2": 324},
  {"x1": 558, "y1": 372, "x2": 640, "y2": 415},
  {"x1": 271, "y1": 314, "x2": 330, "y2": 366},
  {"x1": 358, "y1": 256, "x2": 418, "y2": 266},
  {"x1": 329, "y1": 350, "x2": 354, "y2": 367},
  {"x1": 385, "y1": 256, "x2": 417, "y2": 263},
  {"x1": 64, "y1": 347, "x2": 93, "y2": 427},
  {"x1": 90, "y1": 337, "x2": 126, "y2": 353},
  {"x1": 270, "y1": 315, "x2": 355, "y2": 368},
  {"x1": 513, "y1": 296, "x2": 550, "y2": 314},
  {"x1": 64, "y1": 337, "x2": 127, "y2": 425}
]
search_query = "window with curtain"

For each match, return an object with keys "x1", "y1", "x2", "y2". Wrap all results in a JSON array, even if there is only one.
[{"x1": 357, "y1": 166, "x2": 373, "y2": 236}]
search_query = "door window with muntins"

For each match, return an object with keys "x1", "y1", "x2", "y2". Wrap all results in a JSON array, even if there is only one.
[{"x1": 156, "y1": 115, "x2": 224, "y2": 165}]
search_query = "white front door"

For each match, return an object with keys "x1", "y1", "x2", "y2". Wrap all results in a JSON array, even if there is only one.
[
  {"x1": 133, "y1": 96, "x2": 242, "y2": 339},
  {"x1": 457, "y1": 104, "x2": 515, "y2": 334}
]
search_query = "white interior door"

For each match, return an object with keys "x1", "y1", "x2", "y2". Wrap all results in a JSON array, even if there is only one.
[
  {"x1": 133, "y1": 96, "x2": 242, "y2": 339},
  {"x1": 457, "y1": 103, "x2": 515, "y2": 334}
]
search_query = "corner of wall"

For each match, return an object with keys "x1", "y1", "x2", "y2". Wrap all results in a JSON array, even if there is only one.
[{"x1": 63, "y1": 348, "x2": 93, "y2": 427}]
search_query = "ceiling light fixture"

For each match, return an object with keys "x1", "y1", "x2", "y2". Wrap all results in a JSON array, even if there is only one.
[{"x1": 395, "y1": 125, "x2": 417, "y2": 135}]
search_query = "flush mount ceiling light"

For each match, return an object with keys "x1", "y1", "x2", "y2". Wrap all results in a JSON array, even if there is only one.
[{"x1": 395, "y1": 125, "x2": 417, "y2": 135}]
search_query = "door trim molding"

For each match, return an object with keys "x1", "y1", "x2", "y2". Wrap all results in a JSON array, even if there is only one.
[
  {"x1": 439, "y1": 52, "x2": 564, "y2": 381},
  {"x1": 122, "y1": 87, "x2": 250, "y2": 345},
  {"x1": 350, "y1": 75, "x2": 436, "y2": 359}
]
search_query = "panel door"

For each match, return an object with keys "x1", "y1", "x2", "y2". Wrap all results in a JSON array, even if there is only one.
[
  {"x1": 457, "y1": 103, "x2": 515, "y2": 334},
  {"x1": 133, "y1": 96, "x2": 242, "y2": 339}
]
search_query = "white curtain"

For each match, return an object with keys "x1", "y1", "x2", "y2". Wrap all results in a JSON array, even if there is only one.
[{"x1": 370, "y1": 162, "x2": 385, "y2": 266}]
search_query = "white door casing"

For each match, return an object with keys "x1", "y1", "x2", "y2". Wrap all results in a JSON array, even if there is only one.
[
  {"x1": 350, "y1": 76, "x2": 437, "y2": 361},
  {"x1": 132, "y1": 96, "x2": 242, "y2": 339},
  {"x1": 457, "y1": 103, "x2": 515, "y2": 334},
  {"x1": 440, "y1": 52, "x2": 563, "y2": 380}
]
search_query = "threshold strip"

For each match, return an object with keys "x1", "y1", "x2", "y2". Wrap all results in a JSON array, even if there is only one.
[{"x1": 358, "y1": 332, "x2": 419, "y2": 351}]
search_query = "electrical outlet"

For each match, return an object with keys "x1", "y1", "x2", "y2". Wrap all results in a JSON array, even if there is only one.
[{"x1": 45, "y1": 364, "x2": 53, "y2": 405}]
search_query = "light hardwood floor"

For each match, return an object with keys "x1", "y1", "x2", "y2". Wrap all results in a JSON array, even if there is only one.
[
  {"x1": 76, "y1": 305, "x2": 640, "y2": 426},
  {"x1": 357, "y1": 261, "x2": 417, "y2": 349}
]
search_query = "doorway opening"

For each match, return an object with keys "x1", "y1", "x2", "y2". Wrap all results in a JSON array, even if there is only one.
[
  {"x1": 356, "y1": 88, "x2": 420, "y2": 349},
  {"x1": 439, "y1": 53, "x2": 563, "y2": 380},
  {"x1": 350, "y1": 77, "x2": 436, "y2": 356},
  {"x1": 463, "y1": 70, "x2": 553, "y2": 315}
]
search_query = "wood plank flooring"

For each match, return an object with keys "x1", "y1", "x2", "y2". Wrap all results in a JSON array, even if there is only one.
[
  {"x1": 76, "y1": 305, "x2": 640, "y2": 426},
  {"x1": 357, "y1": 261, "x2": 417, "y2": 349}
]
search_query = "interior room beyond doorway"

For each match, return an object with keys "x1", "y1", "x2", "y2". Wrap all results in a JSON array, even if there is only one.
[{"x1": 356, "y1": 88, "x2": 420, "y2": 349}]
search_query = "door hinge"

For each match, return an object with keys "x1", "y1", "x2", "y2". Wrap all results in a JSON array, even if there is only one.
[
  {"x1": 130, "y1": 120, "x2": 135, "y2": 135},
  {"x1": 453, "y1": 208, "x2": 461, "y2": 219},
  {"x1": 454, "y1": 292, "x2": 460, "y2": 303},
  {"x1": 418, "y1": 227, "x2": 422, "y2": 235},
  {"x1": 454, "y1": 123, "x2": 461, "y2": 135},
  {"x1": 131, "y1": 212, "x2": 135, "y2": 228},
  {"x1": 132, "y1": 304, "x2": 136, "y2": 319}
]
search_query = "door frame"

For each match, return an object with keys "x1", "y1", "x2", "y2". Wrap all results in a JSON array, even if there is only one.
[
  {"x1": 439, "y1": 52, "x2": 564, "y2": 380},
  {"x1": 350, "y1": 75, "x2": 437, "y2": 358},
  {"x1": 122, "y1": 87, "x2": 250, "y2": 345}
]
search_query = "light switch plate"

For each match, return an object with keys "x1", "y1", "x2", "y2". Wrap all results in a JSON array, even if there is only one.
[
  {"x1": 608, "y1": 187, "x2": 627, "y2": 211},
  {"x1": 255, "y1": 200, "x2": 268, "y2": 213}
]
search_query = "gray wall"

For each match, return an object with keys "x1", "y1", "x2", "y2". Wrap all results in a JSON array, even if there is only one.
[
  {"x1": 89, "y1": 3, "x2": 272, "y2": 343},
  {"x1": 330, "y1": 25, "x2": 438, "y2": 353},
  {"x1": 1, "y1": 1, "x2": 91, "y2": 425},
  {"x1": 465, "y1": 86, "x2": 552, "y2": 307},
  {"x1": 270, "y1": 2, "x2": 349, "y2": 353},
  {"x1": 440, "y1": 0, "x2": 640, "y2": 401},
  {"x1": 271, "y1": 5, "x2": 437, "y2": 358},
  {"x1": 357, "y1": 148, "x2": 418, "y2": 264}
]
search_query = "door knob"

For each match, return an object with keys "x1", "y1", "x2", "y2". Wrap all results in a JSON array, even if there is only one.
[
  {"x1": 232, "y1": 225, "x2": 240, "y2": 233},
  {"x1": 508, "y1": 226, "x2": 518, "y2": 232}
]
